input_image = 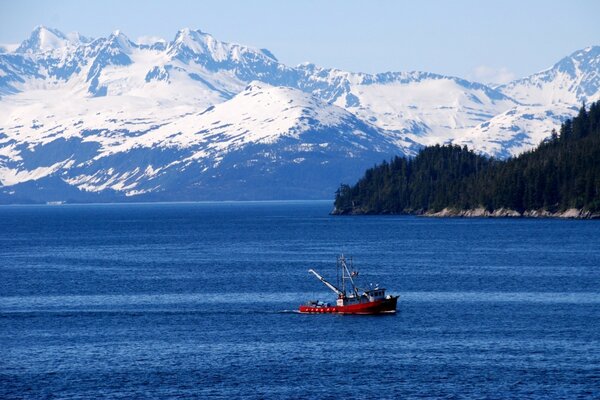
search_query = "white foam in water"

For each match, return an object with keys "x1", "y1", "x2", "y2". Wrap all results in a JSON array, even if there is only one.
[{"x1": 0, "y1": 292, "x2": 318, "y2": 312}]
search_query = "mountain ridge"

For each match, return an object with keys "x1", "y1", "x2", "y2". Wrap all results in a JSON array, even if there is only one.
[{"x1": 0, "y1": 26, "x2": 598, "y2": 202}]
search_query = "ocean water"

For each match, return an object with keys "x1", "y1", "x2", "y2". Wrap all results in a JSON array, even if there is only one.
[{"x1": 1, "y1": 201, "x2": 599, "y2": 399}]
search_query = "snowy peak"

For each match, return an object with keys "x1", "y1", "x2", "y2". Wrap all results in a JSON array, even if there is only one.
[
  {"x1": 0, "y1": 75, "x2": 400, "y2": 200},
  {"x1": 564, "y1": 45, "x2": 600, "y2": 99},
  {"x1": 167, "y1": 27, "x2": 278, "y2": 66},
  {"x1": 498, "y1": 45, "x2": 600, "y2": 106},
  {"x1": 293, "y1": 64, "x2": 520, "y2": 144},
  {"x1": 15, "y1": 26, "x2": 129, "y2": 57},
  {"x1": 65, "y1": 31, "x2": 93, "y2": 45},
  {"x1": 14, "y1": 26, "x2": 91, "y2": 54},
  {"x1": 0, "y1": 26, "x2": 599, "y2": 202},
  {"x1": 555, "y1": 46, "x2": 600, "y2": 78},
  {"x1": 105, "y1": 30, "x2": 136, "y2": 54},
  {"x1": 16, "y1": 26, "x2": 69, "y2": 53},
  {"x1": 460, "y1": 47, "x2": 600, "y2": 157},
  {"x1": 168, "y1": 28, "x2": 223, "y2": 60},
  {"x1": 198, "y1": 82, "x2": 359, "y2": 145}
]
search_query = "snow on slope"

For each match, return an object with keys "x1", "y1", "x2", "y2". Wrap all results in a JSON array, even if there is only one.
[
  {"x1": 158, "y1": 82, "x2": 361, "y2": 151},
  {"x1": 15, "y1": 25, "x2": 85, "y2": 54},
  {"x1": 498, "y1": 46, "x2": 600, "y2": 106},
  {"x1": 1, "y1": 26, "x2": 521, "y2": 147},
  {"x1": 339, "y1": 74, "x2": 516, "y2": 144},
  {"x1": 1, "y1": 27, "x2": 260, "y2": 102},
  {"x1": 456, "y1": 105, "x2": 574, "y2": 157},
  {"x1": 295, "y1": 65, "x2": 520, "y2": 145},
  {"x1": 456, "y1": 46, "x2": 600, "y2": 156},
  {"x1": 1, "y1": 82, "x2": 401, "y2": 199},
  {"x1": 0, "y1": 26, "x2": 599, "y2": 201}
]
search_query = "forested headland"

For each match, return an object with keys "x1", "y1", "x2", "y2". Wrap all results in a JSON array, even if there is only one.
[{"x1": 333, "y1": 101, "x2": 600, "y2": 218}]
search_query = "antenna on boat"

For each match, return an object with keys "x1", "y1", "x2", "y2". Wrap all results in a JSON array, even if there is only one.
[
  {"x1": 339, "y1": 254, "x2": 360, "y2": 298},
  {"x1": 336, "y1": 255, "x2": 340, "y2": 293}
]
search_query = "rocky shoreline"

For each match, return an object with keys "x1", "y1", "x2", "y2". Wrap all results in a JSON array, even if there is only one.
[
  {"x1": 424, "y1": 207, "x2": 600, "y2": 219},
  {"x1": 332, "y1": 207, "x2": 600, "y2": 219}
]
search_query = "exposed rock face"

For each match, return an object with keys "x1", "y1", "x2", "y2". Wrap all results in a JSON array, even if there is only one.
[
  {"x1": 425, "y1": 207, "x2": 600, "y2": 219},
  {"x1": 333, "y1": 206, "x2": 600, "y2": 219}
]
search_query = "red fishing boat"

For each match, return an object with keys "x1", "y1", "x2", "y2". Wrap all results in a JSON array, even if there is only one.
[{"x1": 299, "y1": 255, "x2": 398, "y2": 314}]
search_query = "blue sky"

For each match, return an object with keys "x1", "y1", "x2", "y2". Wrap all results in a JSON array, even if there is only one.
[{"x1": 1, "y1": 0, "x2": 599, "y2": 83}]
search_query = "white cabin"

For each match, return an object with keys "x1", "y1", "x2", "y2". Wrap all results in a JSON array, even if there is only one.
[{"x1": 365, "y1": 288, "x2": 386, "y2": 302}]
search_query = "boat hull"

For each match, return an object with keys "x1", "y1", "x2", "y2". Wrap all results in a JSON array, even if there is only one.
[{"x1": 299, "y1": 296, "x2": 398, "y2": 315}]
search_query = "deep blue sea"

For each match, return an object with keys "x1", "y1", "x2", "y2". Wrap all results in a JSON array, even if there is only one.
[{"x1": 1, "y1": 201, "x2": 599, "y2": 399}]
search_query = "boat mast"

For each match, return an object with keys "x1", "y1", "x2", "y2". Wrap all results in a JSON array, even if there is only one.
[
  {"x1": 336, "y1": 257, "x2": 341, "y2": 294},
  {"x1": 339, "y1": 255, "x2": 360, "y2": 298}
]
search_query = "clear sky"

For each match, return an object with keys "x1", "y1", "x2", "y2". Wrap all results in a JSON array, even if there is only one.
[{"x1": 1, "y1": 0, "x2": 599, "y2": 83}]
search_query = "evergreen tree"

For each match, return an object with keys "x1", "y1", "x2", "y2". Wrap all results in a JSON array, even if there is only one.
[{"x1": 334, "y1": 100, "x2": 600, "y2": 216}]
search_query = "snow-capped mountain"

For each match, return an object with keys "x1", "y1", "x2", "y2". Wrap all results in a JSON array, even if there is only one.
[
  {"x1": 294, "y1": 65, "x2": 519, "y2": 145},
  {"x1": 15, "y1": 25, "x2": 92, "y2": 54},
  {"x1": 0, "y1": 26, "x2": 598, "y2": 202},
  {"x1": 0, "y1": 80, "x2": 403, "y2": 201},
  {"x1": 455, "y1": 46, "x2": 600, "y2": 157},
  {"x1": 499, "y1": 46, "x2": 600, "y2": 106}
]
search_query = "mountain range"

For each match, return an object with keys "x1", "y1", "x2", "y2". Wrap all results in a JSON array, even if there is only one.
[{"x1": 0, "y1": 26, "x2": 598, "y2": 202}]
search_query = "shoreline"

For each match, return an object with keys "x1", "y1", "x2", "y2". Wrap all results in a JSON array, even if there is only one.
[
  {"x1": 425, "y1": 207, "x2": 600, "y2": 219},
  {"x1": 332, "y1": 207, "x2": 600, "y2": 219}
]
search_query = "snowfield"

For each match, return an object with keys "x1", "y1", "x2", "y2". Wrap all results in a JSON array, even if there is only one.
[{"x1": 0, "y1": 26, "x2": 598, "y2": 201}]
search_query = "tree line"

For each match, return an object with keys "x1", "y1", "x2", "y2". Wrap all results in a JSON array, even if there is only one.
[{"x1": 334, "y1": 101, "x2": 600, "y2": 215}]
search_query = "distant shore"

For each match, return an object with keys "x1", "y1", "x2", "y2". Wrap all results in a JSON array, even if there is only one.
[{"x1": 332, "y1": 207, "x2": 600, "y2": 219}]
